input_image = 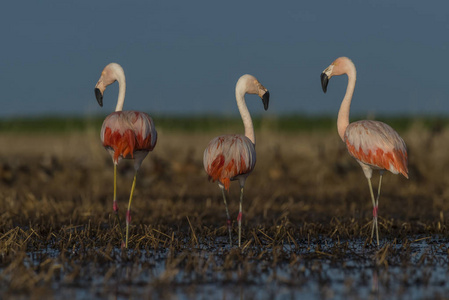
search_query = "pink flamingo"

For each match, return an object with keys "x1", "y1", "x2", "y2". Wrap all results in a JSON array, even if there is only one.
[
  {"x1": 203, "y1": 74, "x2": 269, "y2": 247},
  {"x1": 95, "y1": 63, "x2": 157, "y2": 249},
  {"x1": 321, "y1": 57, "x2": 408, "y2": 245}
]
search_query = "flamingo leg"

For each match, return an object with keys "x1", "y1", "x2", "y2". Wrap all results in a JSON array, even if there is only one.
[
  {"x1": 375, "y1": 173, "x2": 383, "y2": 245},
  {"x1": 367, "y1": 178, "x2": 379, "y2": 246},
  {"x1": 113, "y1": 164, "x2": 125, "y2": 246},
  {"x1": 238, "y1": 186, "x2": 244, "y2": 248},
  {"x1": 220, "y1": 186, "x2": 232, "y2": 247},
  {"x1": 125, "y1": 171, "x2": 137, "y2": 249}
]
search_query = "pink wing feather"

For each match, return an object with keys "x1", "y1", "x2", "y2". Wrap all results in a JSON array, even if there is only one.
[
  {"x1": 101, "y1": 111, "x2": 157, "y2": 164},
  {"x1": 344, "y1": 120, "x2": 408, "y2": 178},
  {"x1": 203, "y1": 134, "x2": 256, "y2": 190}
]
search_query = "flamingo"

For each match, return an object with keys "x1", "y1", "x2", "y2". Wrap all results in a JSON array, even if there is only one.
[
  {"x1": 94, "y1": 63, "x2": 157, "y2": 249},
  {"x1": 320, "y1": 57, "x2": 408, "y2": 245},
  {"x1": 203, "y1": 74, "x2": 269, "y2": 247}
]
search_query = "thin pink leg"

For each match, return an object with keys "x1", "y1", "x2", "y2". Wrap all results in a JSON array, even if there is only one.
[
  {"x1": 221, "y1": 186, "x2": 232, "y2": 247},
  {"x1": 367, "y1": 178, "x2": 379, "y2": 246},
  {"x1": 373, "y1": 206, "x2": 378, "y2": 218},
  {"x1": 238, "y1": 186, "x2": 244, "y2": 248},
  {"x1": 113, "y1": 164, "x2": 125, "y2": 247},
  {"x1": 126, "y1": 210, "x2": 132, "y2": 224},
  {"x1": 125, "y1": 172, "x2": 137, "y2": 249}
]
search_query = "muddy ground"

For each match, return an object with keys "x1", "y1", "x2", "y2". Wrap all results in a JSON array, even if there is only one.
[{"x1": 0, "y1": 121, "x2": 449, "y2": 299}]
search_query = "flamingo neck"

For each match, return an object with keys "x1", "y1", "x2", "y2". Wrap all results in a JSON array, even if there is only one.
[
  {"x1": 236, "y1": 89, "x2": 255, "y2": 144},
  {"x1": 337, "y1": 68, "x2": 356, "y2": 141},
  {"x1": 115, "y1": 74, "x2": 126, "y2": 112}
]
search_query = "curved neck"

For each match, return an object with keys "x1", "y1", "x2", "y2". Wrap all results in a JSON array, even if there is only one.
[
  {"x1": 337, "y1": 69, "x2": 356, "y2": 141},
  {"x1": 236, "y1": 89, "x2": 255, "y2": 144},
  {"x1": 115, "y1": 74, "x2": 126, "y2": 112}
]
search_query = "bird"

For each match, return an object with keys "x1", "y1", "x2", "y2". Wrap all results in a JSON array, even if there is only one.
[
  {"x1": 203, "y1": 74, "x2": 269, "y2": 247},
  {"x1": 320, "y1": 57, "x2": 408, "y2": 246},
  {"x1": 94, "y1": 63, "x2": 157, "y2": 249}
]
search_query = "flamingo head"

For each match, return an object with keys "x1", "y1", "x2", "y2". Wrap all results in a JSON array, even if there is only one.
[
  {"x1": 321, "y1": 57, "x2": 354, "y2": 93},
  {"x1": 94, "y1": 63, "x2": 124, "y2": 107},
  {"x1": 236, "y1": 74, "x2": 270, "y2": 111}
]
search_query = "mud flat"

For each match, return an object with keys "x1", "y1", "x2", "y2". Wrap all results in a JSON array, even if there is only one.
[{"x1": 1, "y1": 118, "x2": 448, "y2": 299}]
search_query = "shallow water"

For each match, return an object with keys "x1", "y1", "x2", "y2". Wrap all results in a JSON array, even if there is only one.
[{"x1": 2, "y1": 236, "x2": 449, "y2": 300}]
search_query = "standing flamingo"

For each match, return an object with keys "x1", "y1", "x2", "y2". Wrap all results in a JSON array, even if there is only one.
[
  {"x1": 320, "y1": 57, "x2": 408, "y2": 245},
  {"x1": 94, "y1": 63, "x2": 157, "y2": 249},
  {"x1": 203, "y1": 74, "x2": 269, "y2": 247}
]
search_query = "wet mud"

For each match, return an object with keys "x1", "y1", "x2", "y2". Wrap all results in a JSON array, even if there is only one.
[{"x1": 1, "y1": 123, "x2": 449, "y2": 299}]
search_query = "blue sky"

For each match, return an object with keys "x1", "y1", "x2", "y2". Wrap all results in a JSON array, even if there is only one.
[{"x1": 1, "y1": 1, "x2": 448, "y2": 118}]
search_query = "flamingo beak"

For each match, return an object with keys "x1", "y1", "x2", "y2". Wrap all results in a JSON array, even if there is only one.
[
  {"x1": 95, "y1": 88, "x2": 103, "y2": 107},
  {"x1": 321, "y1": 73, "x2": 329, "y2": 93},
  {"x1": 262, "y1": 91, "x2": 270, "y2": 111}
]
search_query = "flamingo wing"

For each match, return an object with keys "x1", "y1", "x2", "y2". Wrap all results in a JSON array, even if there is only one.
[
  {"x1": 203, "y1": 134, "x2": 256, "y2": 190},
  {"x1": 101, "y1": 111, "x2": 157, "y2": 163},
  {"x1": 344, "y1": 120, "x2": 408, "y2": 178}
]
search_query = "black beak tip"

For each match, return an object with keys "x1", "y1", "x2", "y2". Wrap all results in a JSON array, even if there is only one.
[
  {"x1": 320, "y1": 73, "x2": 329, "y2": 93},
  {"x1": 262, "y1": 91, "x2": 270, "y2": 111},
  {"x1": 95, "y1": 88, "x2": 103, "y2": 107}
]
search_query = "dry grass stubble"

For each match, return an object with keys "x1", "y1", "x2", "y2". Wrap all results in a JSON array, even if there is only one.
[{"x1": 0, "y1": 122, "x2": 448, "y2": 296}]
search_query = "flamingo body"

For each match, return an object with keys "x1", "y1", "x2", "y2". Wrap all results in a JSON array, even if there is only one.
[
  {"x1": 101, "y1": 111, "x2": 157, "y2": 168},
  {"x1": 203, "y1": 134, "x2": 255, "y2": 191},
  {"x1": 344, "y1": 120, "x2": 408, "y2": 178}
]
